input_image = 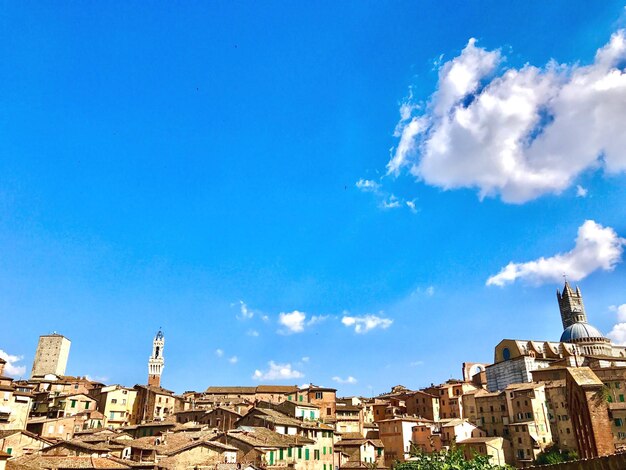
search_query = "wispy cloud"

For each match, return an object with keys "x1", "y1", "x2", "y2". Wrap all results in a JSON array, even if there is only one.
[
  {"x1": 215, "y1": 349, "x2": 224, "y2": 358},
  {"x1": 0, "y1": 350, "x2": 26, "y2": 377},
  {"x1": 409, "y1": 360, "x2": 424, "y2": 367},
  {"x1": 355, "y1": 178, "x2": 417, "y2": 214},
  {"x1": 389, "y1": 30, "x2": 626, "y2": 203},
  {"x1": 253, "y1": 361, "x2": 304, "y2": 381},
  {"x1": 237, "y1": 300, "x2": 254, "y2": 320},
  {"x1": 341, "y1": 314, "x2": 393, "y2": 334},
  {"x1": 487, "y1": 220, "x2": 625, "y2": 286},
  {"x1": 229, "y1": 356, "x2": 238, "y2": 364},
  {"x1": 247, "y1": 329, "x2": 260, "y2": 337},
  {"x1": 332, "y1": 376, "x2": 357, "y2": 384},
  {"x1": 576, "y1": 185, "x2": 588, "y2": 198}
]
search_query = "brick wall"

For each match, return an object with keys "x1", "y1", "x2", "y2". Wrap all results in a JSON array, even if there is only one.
[{"x1": 529, "y1": 452, "x2": 626, "y2": 469}]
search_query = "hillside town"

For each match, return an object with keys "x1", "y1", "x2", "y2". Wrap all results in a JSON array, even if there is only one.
[{"x1": 1, "y1": 282, "x2": 626, "y2": 469}]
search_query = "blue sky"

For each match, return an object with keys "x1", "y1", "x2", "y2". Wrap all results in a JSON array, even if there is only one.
[{"x1": 2, "y1": 2, "x2": 626, "y2": 395}]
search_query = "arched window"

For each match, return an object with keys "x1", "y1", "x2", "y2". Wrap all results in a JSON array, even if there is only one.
[{"x1": 502, "y1": 348, "x2": 511, "y2": 361}]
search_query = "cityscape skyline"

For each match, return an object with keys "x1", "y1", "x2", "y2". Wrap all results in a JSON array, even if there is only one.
[{"x1": 2, "y1": 2, "x2": 626, "y2": 399}]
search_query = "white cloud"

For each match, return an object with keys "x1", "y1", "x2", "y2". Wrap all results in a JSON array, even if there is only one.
[
  {"x1": 380, "y1": 195, "x2": 401, "y2": 210},
  {"x1": 576, "y1": 185, "x2": 588, "y2": 198},
  {"x1": 261, "y1": 315, "x2": 270, "y2": 322},
  {"x1": 229, "y1": 356, "x2": 238, "y2": 364},
  {"x1": 608, "y1": 323, "x2": 626, "y2": 345},
  {"x1": 410, "y1": 360, "x2": 424, "y2": 367},
  {"x1": 237, "y1": 300, "x2": 253, "y2": 320},
  {"x1": 247, "y1": 329, "x2": 260, "y2": 337},
  {"x1": 0, "y1": 350, "x2": 26, "y2": 377},
  {"x1": 252, "y1": 361, "x2": 304, "y2": 381},
  {"x1": 301, "y1": 356, "x2": 310, "y2": 363},
  {"x1": 307, "y1": 315, "x2": 328, "y2": 326},
  {"x1": 341, "y1": 314, "x2": 393, "y2": 333},
  {"x1": 332, "y1": 376, "x2": 357, "y2": 384},
  {"x1": 425, "y1": 286, "x2": 435, "y2": 296},
  {"x1": 85, "y1": 374, "x2": 109, "y2": 383},
  {"x1": 215, "y1": 349, "x2": 224, "y2": 358},
  {"x1": 278, "y1": 310, "x2": 306, "y2": 334},
  {"x1": 356, "y1": 179, "x2": 380, "y2": 192},
  {"x1": 609, "y1": 304, "x2": 626, "y2": 322},
  {"x1": 487, "y1": 220, "x2": 625, "y2": 287},
  {"x1": 389, "y1": 30, "x2": 626, "y2": 203},
  {"x1": 405, "y1": 199, "x2": 418, "y2": 213}
]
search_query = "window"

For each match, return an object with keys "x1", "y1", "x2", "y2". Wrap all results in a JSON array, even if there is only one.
[
  {"x1": 84, "y1": 401, "x2": 90, "y2": 409},
  {"x1": 299, "y1": 395, "x2": 303, "y2": 402},
  {"x1": 6, "y1": 448, "x2": 12, "y2": 455},
  {"x1": 288, "y1": 395, "x2": 292, "y2": 401},
  {"x1": 111, "y1": 399, "x2": 118, "y2": 404},
  {"x1": 110, "y1": 412, "x2": 115, "y2": 419},
  {"x1": 377, "y1": 448, "x2": 382, "y2": 457},
  {"x1": 305, "y1": 449, "x2": 310, "y2": 460},
  {"x1": 279, "y1": 449, "x2": 284, "y2": 460},
  {"x1": 502, "y1": 348, "x2": 511, "y2": 361},
  {"x1": 615, "y1": 418, "x2": 623, "y2": 427},
  {"x1": 327, "y1": 407, "x2": 331, "y2": 415},
  {"x1": 620, "y1": 395, "x2": 625, "y2": 403},
  {"x1": 617, "y1": 383, "x2": 622, "y2": 389},
  {"x1": 315, "y1": 392, "x2": 323, "y2": 399},
  {"x1": 314, "y1": 450, "x2": 320, "y2": 460},
  {"x1": 288, "y1": 448, "x2": 292, "y2": 457},
  {"x1": 323, "y1": 446, "x2": 326, "y2": 455},
  {"x1": 298, "y1": 448, "x2": 302, "y2": 459},
  {"x1": 70, "y1": 400, "x2": 77, "y2": 408}
]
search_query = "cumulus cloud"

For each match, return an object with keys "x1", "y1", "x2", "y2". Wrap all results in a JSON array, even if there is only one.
[
  {"x1": 278, "y1": 310, "x2": 306, "y2": 334},
  {"x1": 389, "y1": 30, "x2": 626, "y2": 203},
  {"x1": 607, "y1": 304, "x2": 626, "y2": 345},
  {"x1": 341, "y1": 314, "x2": 393, "y2": 333},
  {"x1": 332, "y1": 376, "x2": 357, "y2": 384},
  {"x1": 215, "y1": 349, "x2": 224, "y2": 358},
  {"x1": 487, "y1": 220, "x2": 625, "y2": 286},
  {"x1": 0, "y1": 350, "x2": 26, "y2": 377},
  {"x1": 229, "y1": 356, "x2": 238, "y2": 364},
  {"x1": 253, "y1": 361, "x2": 304, "y2": 381},
  {"x1": 307, "y1": 315, "x2": 328, "y2": 326}
]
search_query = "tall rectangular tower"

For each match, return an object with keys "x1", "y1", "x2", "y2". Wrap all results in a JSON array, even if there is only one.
[{"x1": 31, "y1": 333, "x2": 71, "y2": 378}]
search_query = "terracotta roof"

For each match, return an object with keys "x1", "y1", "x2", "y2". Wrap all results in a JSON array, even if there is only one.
[
  {"x1": 205, "y1": 387, "x2": 257, "y2": 394},
  {"x1": 8, "y1": 455, "x2": 131, "y2": 469},
  {"x1": 224, "y1": 427, "x2": 314, "y2": 447},
  {"x1": 255, "y1": 385, "x2": 298, "y2": 393}
]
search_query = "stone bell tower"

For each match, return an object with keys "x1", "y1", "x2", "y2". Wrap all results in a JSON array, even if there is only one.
[
  {"x1": 557, "y1": 282, "x2": 588, "y2": 329},
  {"x1": 148, "y1": 329, "x2": 165, "y2": 387}
]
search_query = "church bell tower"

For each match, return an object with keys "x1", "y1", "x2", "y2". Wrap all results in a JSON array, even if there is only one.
[
  {"x1": 557, "y1": 282, "x2": 587, "y2": 329},
  {"x1": 148, "y1": 329, "x2": 165, "y2": 387}
]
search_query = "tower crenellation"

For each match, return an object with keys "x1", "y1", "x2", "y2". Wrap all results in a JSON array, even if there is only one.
[
  {"x1": 148, "y1": 329, "x2": 165, "y2": 387},
  {"x1": 557, "y1": 281, "x2": 587, "y2": 329}
]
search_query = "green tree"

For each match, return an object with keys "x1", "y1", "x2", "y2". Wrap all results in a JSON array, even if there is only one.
[
  {"x1": 393, "y1": 447, "x2": 512, "y2": 470},
  {"x1": 534, "y1": 445, "x2": 578, "y2": 465}
]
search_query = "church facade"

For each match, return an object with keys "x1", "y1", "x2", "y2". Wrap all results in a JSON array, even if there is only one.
[{"x1": 486, "y1": 282, "x2": 626, "y2": 391}]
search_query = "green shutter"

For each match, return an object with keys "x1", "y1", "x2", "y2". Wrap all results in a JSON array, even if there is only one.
[
  {"x1": 323, "y1": 446, "x2": 326, "y2": 455},
  {"x1": 71, "y1": 400, "x2": 76, "y2": 408},
  {"x1": 310, "y1": 411, "x2": 315, "y2": 419},
  {"x1": 621, "y1": 395, "x2": 625, "y2": 402},
  {"x1": 279, "y1": 449, "x2": 284, "y2": 460},
  {"x1": 6, "y1": 448, "x2": 12, "y2": 455},
  {"x1": 298, "y1": 448, "x2": 302, "y2": 459},
  {"x1": 288, "y1": 448, "x2": 292, "y2": 457},
  {"x1": 305, "y1": 449, "x2": 310, "y2": 460},
  {"x1": 270, "y1": 451, "x2": 274, "y2": 465},
  {"x1": 299, "y1": 395, "x2": 303, "y2": 402}
]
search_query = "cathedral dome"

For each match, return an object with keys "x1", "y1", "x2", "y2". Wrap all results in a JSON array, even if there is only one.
[{"x1": 560, "y1": 322, "x2": 605, "y2": 342}]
